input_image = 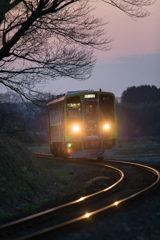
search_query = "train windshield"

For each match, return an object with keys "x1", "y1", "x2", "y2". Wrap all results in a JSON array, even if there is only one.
[
  {"x1": 83, "y1": 101, "x2": 98, "y2": 123},
  {"x1": 66, "y1": 96, "x2": 81, "y2": 121},
  {"x1": 83, "y1": 101, "x2": 100, "y2": 137},
  {"x1": 99, "y1": 95, "x2": 114, "y2": 121}
]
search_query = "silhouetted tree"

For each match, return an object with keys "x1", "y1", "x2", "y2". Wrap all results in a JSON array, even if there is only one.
[
  {"x1": 121, "y1": 85, "x2": 160, "y2": 104},
  {"x1": 0, "y1": 91, "x2": 54, "y2": 142},
  {"x1": 117, "y1": 85, "x2": 160, "y2": 137},
  {"x1": 0, "y1": 0, "x2": 155, "y2": 102}
]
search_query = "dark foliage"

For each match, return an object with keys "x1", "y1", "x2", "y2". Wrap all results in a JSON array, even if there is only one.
[
  {"x1": 117, "y1": 85, "x2": 160, "y2": 137},
  {"x1": 121, "y1": 85, "x2": 160, "y2": 104},
  {"x1": 0, "y1": 92, "x2": 51, "y2": 143}
]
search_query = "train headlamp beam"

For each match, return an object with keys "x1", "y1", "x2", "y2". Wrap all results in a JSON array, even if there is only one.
[
  {"x1": 73, "y1": 125, "x2": 79, "y2": 132},
  {"x1": 104, "y1": 124, "x2": 110, "y2": 130}
]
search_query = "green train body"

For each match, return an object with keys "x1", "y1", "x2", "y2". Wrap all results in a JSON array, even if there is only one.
[{"x1": 47, "y1": 90, "x2": 117, "y2": 159}]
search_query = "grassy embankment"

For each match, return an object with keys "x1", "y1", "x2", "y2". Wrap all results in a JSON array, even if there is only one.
[
  {"x1": 0, "y1": 134, "x2": 111, "y2": 220},
  {"x1": 115, "y1": 138, "x2": 160, "y2": 157},
  {"x1": 0, "y1": 135, "x2": 85, "y2": 219}
]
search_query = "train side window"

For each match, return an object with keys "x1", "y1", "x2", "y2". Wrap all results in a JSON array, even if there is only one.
[{"x1": 49, "y1": 104, "x2": 63, "y2": 126}]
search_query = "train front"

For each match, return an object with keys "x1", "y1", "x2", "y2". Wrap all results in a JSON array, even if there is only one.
[{"x1": 65, "y1": 91, "x2": 117, "y2": 159}]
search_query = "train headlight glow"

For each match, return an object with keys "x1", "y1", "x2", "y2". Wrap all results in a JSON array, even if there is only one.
[
  {"x1": 104, "y1": 124, "x2": 110, "y2": 130},
  {"x1": 73, "y1": 125, "x2": 79, "y2": 132}
]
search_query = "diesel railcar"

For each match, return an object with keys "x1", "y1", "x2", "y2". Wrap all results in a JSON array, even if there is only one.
[{"x1": 47, "y1": 90, "x2": 117, "y2": 159}]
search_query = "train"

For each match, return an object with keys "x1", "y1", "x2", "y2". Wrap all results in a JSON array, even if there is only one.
[{"x1": 47, "y1": 90, "x2": 117, "y2": 159}]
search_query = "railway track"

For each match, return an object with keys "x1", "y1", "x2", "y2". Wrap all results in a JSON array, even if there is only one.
[{"x1": 0, "y1": 154, "x2": 159, "y2": 240}]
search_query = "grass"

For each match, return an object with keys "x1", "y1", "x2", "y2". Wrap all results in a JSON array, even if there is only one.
[
  {"x1": 0, "y1": 135, "x2": 77, "y2": 219},
  {"x1": 84, "y1": 176, "x2": 109, "y2": 189},
  {"x1": 116, "y1": 143, "x2": 160, "y2": 156},
  {"x1": 27, "y1": 143, "x2": 50, "y2": 154},
  {"x1": 0, "y1": 135, "x2": 92, "y2": 220}
]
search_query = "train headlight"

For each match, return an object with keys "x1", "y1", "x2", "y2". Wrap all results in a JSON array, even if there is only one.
[
  {"x1": 104, "y1": 124, "x2": 110, "y2": 130},
  {"x1": 73, "y1": 125, "x2": 79, "y2": 132}
]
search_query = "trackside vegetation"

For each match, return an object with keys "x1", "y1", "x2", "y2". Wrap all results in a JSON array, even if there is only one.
[
  {"x1": 0, "y1": 134, "x2": 81, "y2": 218},
  {"x1": 0, "y1": 134, "x2": 111, "y2": 219},
  {"x1": 116, "y1": 85, "x2": 160, "y2": 138},
  {"x1": 0, "y1": 134, "x2": 55, "y2": 217}
]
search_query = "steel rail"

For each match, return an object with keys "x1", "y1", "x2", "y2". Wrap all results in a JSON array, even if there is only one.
[
  {"x1": 0, "y1": 158, "x2": 124, "y2": 238},
  {"x1": 106, "y1": 159, "x2": 160, "y2": 198},
  {"x1": 15, "y1": 159, "x2": 160, "y2": 240}
]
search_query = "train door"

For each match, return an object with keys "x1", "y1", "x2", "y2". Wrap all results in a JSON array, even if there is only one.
[{"x1": 82, "y1": 100, "x2": 100, "y2": 138}]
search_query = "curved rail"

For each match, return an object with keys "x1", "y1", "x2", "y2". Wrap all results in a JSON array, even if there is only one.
[
  {"x1": 16, "y1": 159, "x2": 160, "y2": 240},
  {"x1": 0, "y1": 159, "x2": 124, "y2": 239},
  {"x1": 106, "y1": 159, "x2": 160, "y2": 200}
]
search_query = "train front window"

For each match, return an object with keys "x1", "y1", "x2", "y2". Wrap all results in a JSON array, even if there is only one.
[
  {"x1": 66, "y1": 96, "x2": 81, "y2": 121},
  {"x1": 67, "y1": 103, "x2": 81, "y2": 120},
  {"x1": 84, "y1": 101, "x2": 98, "y2": 123},
  {"x1": 99, "y1": 95, "x2": 114, "y2": 121}
]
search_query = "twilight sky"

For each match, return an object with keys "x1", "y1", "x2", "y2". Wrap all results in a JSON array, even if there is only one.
[
  {"x1": 43, "y1": 0, "x2": 160, "y2": 98},
  {"x1": 1, "y1": 1, "x2": 159, "y2": 98}
]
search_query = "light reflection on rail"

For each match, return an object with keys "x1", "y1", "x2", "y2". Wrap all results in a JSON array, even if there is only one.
[
  {"x1": 77, "y1": 197, "x2": 86, "y2": 202},
  {"x1": 84, "y1": 213, "x2": 90, "y2": 218},
  {"x1": 1, "y1": 157, "x2": 159, "y2": 240}
]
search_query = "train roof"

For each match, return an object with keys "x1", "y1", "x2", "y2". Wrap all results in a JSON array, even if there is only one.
[
  {"x1": 47, "y1": 90, "x2": 90, "y2": 106},
  {"x1": 47, "y1": 90, "x2": 114, "y2": 106},
  {"x1": 66, "y1": 90, "x2": 89, "y2": 95}
]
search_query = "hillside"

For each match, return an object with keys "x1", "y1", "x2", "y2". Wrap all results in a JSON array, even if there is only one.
[{"x1": 0, "y1": 134, "x2": 65, "y2": 218}]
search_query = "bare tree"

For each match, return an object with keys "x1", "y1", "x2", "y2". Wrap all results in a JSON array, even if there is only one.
[
  {"x1": 101, "y1": 0, "x2": 155, "y2": 18},
  {"x1": 0, "y1": 91, "x2": 26, "y2": 136},
  {"x1": 0, "y1": 91, "x2": 53, "y2": 141},
  {"x1": 0, "y1": 0, "x2": 155, "y2": 102}
]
